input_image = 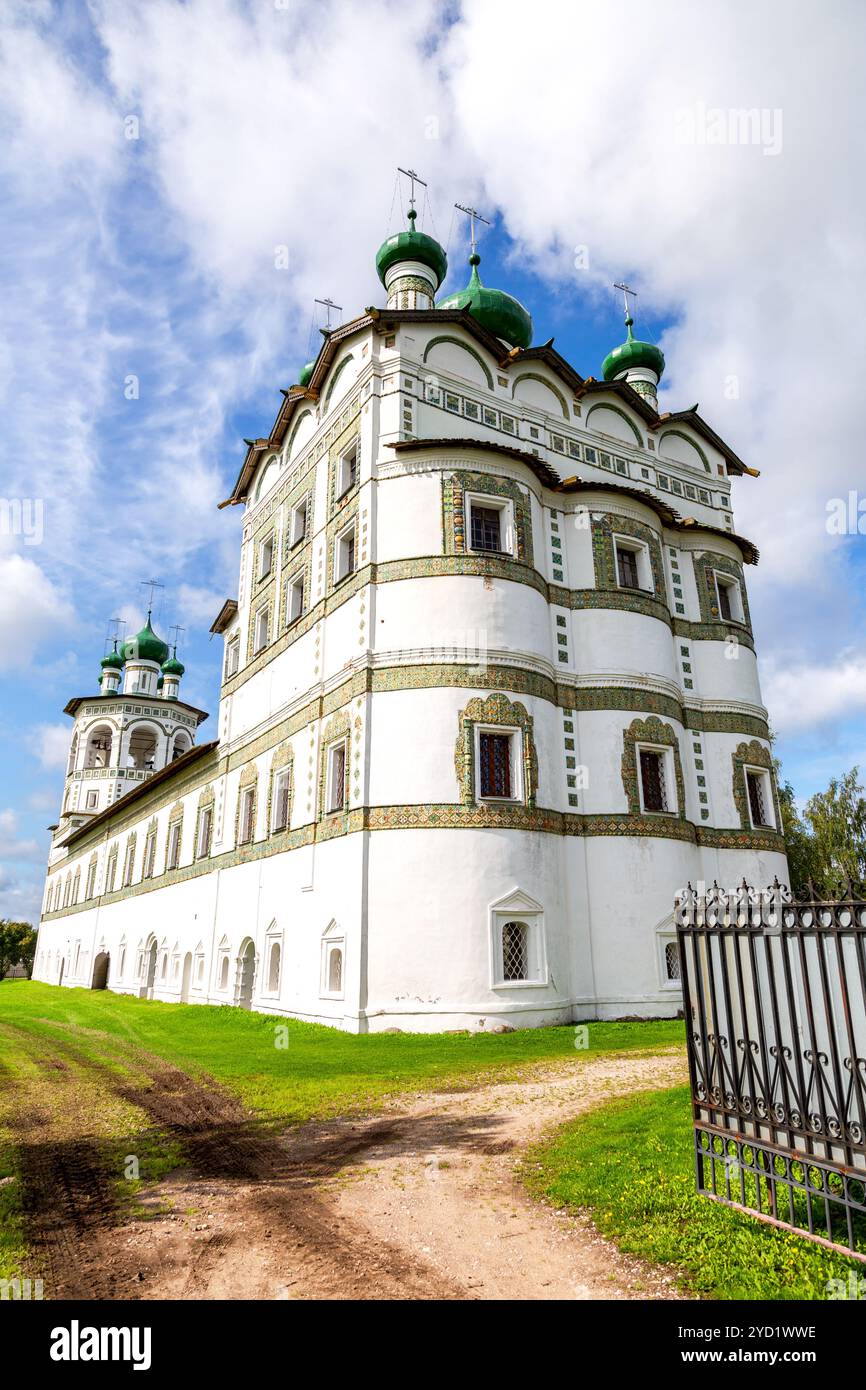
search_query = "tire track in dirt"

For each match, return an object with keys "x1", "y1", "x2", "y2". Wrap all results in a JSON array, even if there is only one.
[{"x1": 2, "y1": 1020, "x2": 688, "y2": 1301}]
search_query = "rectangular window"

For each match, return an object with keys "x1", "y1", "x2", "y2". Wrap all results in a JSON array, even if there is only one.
[
  {"x1": 616, "y1": 545, "x2": 640, "y2": 589},
  {"x1": 639, "y1": 749, "x2": 669, "y2": 813},
  {"x1": 85, "y1": 790, "x2": 98, "y2": 810},
  {"x1": 326, "y1": 743, "x2": 347, "y2": 813},
  {"x1": 335, "y1": 525, "x2": 356, "y2": 583},
  {"x1": 259, "y1": 535, "x2": 273, "y2": 579},
  {"x1": 122, "y1": 844, "x2": 135, "y2": 887},
  {"x1": 272, "y1": 770, "x2": 290, "y2": 831},
  {"x1": 287, "y1": 572, "x2": 305, "y2": 624},
  {"x1": 479, "y1": 732, "x2": 512, "y2": 799},
  {"x1": 196, "y1": 806, "x2": 212, "y2": 858},
  {"x1": 167, "y1": 821, "x2": 181, "y2": 870},
  {"x1": 143, "y1": 835, "x2": 156, "y2": 878},
  {"x1": 716, "y1": 574, "x2": 743, "y2": 622},
  {"x1": 337, "y1": 444, "x2": 358, "y2": 497},
  {"x1": 106, "y1": 853, "x2": 117, "y2": 894},
  {"x1": 290, "y1": 499, "x2": 308, "y2": 547},
  {"x1": 747, "y1": 770, "x2": 771, "y2": 827},
  {"x1": 239, "y1": 786, "x2": 255, "y2": 843},
  {"x1": 85, "y1": 863, "x2": 96, "y2": 900},
  {"x1": 469, "y1": 504, "x2": 502, "y2": 553},
  {"x1": 225, "y1": 637, "x2": 240, "y2": 678},
  {"x1": 253, "y1": 606, "x2": 270, "y2": 653}
]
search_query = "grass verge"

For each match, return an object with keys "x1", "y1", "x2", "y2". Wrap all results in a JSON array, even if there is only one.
[
  {"x1": 0, "y1": 980, "x2": 684, "y2": 1123},
  {"x1": 522, "y1": 1084, "x2": 865, "y2": 1300}
]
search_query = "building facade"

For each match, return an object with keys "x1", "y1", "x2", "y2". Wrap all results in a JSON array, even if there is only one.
[{"x1": 33, "y1": 214, "x2": 788, "y2": 1030}]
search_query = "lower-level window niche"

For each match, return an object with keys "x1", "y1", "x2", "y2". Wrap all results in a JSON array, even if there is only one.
[
  {"x1": 490, "y1": 891, "x2": 547, "y2": 988},
  {"x1": 267, "y1": 940, "x2": 281, "y2": 994},
  {"x1": 320, "y1": 932, "x2": 345, "y2": 999}
]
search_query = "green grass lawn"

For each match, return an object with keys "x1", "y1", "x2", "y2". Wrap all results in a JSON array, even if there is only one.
[
  {"x1": 523, "y1": 1084, "x2": 866, "y2": 1300},
  {"x1": 0, "y1": 979, "x2": 685, "y2": 1123}
]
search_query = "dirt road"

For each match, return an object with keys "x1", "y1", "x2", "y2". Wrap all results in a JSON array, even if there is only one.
[{"x1": 5, "y1": 1031, "x2": 687, "y2": 1301}]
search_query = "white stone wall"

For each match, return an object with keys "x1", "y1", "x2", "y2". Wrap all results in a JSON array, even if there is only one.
[{"x1": 33, "y1": 314, "x2": 788, "y2": 1030}]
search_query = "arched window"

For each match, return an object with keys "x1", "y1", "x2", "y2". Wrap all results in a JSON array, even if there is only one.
[
  {"x1": 85, "y1": 724, "x2": 113, "y2": 769},
  {"x1": 171, "y1": 732, "x2": 191, "y2": 761},
  {"x1": 127, "y1": 726, "x2": 158, "y2": 772},
  {"x1": 160, "y1": 952, "x2": 168, "y2": 979},
  {"x1": 268, "y1": 941, "x2": 281, "y2": 994},
  {"x1": 219, "y1": 954, "x2": 230, "y2": 990},
  {"x1": 501, "y1": 921, "x2": 529, "y2": 982},
  {"x1": 119, "y1": 947, "x2": 126, "y2": 979},
  {"x1": 328, "y1": 947, "x2": 343, "y2": 995},
  {"x1": 67, "y1": 732, "x2": 78, "y2": 776}
]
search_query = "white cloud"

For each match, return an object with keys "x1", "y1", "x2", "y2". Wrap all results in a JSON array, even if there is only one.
[
  {"x1": 0, "y1": 554, "x2": 75, "y2": 670},
  {"x1": 0, "y1": 808, "x2": 41, "y2": 861},
  {"x1": 763, "y1": 654, "x2": 866, "y2": 734},
  {"x1": 27, "y1": 723, "x2": 72, "y2": 772}
]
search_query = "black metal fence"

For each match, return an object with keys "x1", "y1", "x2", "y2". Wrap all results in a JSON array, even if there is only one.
[{"x1": 676, "y1": 880, "x2": 866, "y2": 1260}]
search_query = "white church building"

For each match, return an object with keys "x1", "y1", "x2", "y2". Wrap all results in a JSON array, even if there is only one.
[{"x1": 33, "y1": 205, "x2": 788, "y2": 1030}]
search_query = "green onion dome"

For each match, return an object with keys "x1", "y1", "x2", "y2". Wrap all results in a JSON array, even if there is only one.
[
  {"x1": 121, "y1": 615, "x2": 169, "y2": 666},
  {"x1": 602, "y1": 317, "x2": 665, "y2": 382},
  {"x1": 437, "y1": 253, "x2": 533, "y2": 350},
  {"x1": 298, "y1": 360, "x2": 315, "y2": 388},
  {"x1": 375, "y1": 209, "x2": 448, "y2": 291},
  {"x1": 161, "y1": 654, "x2": 185, "y2": 678},
  {"x1": 100, "y1": 646, "x2": 124, "y2": 671}
]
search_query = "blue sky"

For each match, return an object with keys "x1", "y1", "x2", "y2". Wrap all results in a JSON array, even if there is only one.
[{"x1": 1, "y1": 0, "x2": 864, "y2": 922}]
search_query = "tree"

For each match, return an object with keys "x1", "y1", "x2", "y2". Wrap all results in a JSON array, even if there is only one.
[
  {"x1": 774, "y1": 762, "x2": 866, "y2": 897},
  {"x1": 803, "y1": 767, "x2": 866, "y2": 895},
  {"x1": 774, "y1": 765, "x2": 820, "y2": 895},
  {"x1": 0, "y1": 920, "x2": 37, "y2": 979}
]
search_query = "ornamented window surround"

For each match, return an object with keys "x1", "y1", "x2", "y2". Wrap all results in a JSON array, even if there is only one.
[
  {"x1": 454, "y1": 692, "x2": 538, "y2": 808},
  {"x1": 326, "y1": 506, "x2": 359, "y2": 592},
  {"x1": 165, "y1": 801, "x2": 184, "y2": 869},
  {"x1": 442, "y1": 471, "x2": 534, "y2": 567},
  {"x1": 318, "y1": 709, "x2": 353, "y2": 819},
  {"x1": 327, "y1": 428, "x2": 360, "y2": 517},
  {"x1": 693, "y1": 551, "x2": 752, "y2": 634},
  {"x1": 731, "y1": 740, "x2": 780, "y2": 832},
  {"x1": 143, "y1": 818, "x2": 158, "y2": 878},
  {"x1": 194, "y1": 786, "x2": 215, "y2": 861},
  {"x1": 267, "y1": 742, "x2": 295, "y2": 834},
  {"x1": 122, "y1": 831, "x2": 137, "y2": 887},
  {"x1": 591, "y1": 513, "x2": 665, "y2": 600},
  {"x1": 234, "y1": 763, "x2": 259, "y2": 847},
  {"x1": 621, "y1": 716, "x2": 686, "y2": 820}
]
